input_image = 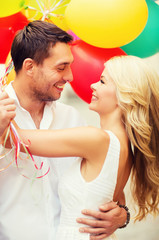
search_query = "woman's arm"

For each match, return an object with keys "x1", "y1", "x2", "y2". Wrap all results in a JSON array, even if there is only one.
[{"x1": 17, "y1": 126, "x2": 108, "y2": 160}]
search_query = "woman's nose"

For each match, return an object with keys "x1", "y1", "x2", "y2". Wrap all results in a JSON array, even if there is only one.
[{"x1": 90, "y1": 82, "x2": 97, "y2": 90}]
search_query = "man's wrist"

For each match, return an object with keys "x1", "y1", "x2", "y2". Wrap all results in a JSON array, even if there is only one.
[{"x1": 118, "y1": 204, "x2": 130, "y2": 229}]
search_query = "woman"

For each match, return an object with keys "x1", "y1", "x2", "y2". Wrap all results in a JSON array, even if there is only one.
[{"x1": 2, "y1": 55, "x2": 159, "y2": 239}]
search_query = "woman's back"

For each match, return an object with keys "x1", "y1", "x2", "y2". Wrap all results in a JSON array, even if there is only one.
[{"x1": 56, "y1": 131, "x2": 120, "y2": 240}]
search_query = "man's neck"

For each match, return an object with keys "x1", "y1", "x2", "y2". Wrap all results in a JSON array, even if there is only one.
[{"x1": 12, "y1": 80, "x2": 45, "y2": 129}]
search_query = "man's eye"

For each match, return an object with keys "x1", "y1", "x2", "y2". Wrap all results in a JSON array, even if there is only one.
[
  {"x1": 58, "y1": 67, "x2": 65, "y2": 71},
  {"x1": 57, "y1": 65, "x2": 66, "y2": 71},
  {"x1": 100, "y1": 79, "x2": 105, "y2": 84}
]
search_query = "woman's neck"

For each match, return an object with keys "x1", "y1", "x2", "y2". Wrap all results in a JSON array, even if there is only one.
[{"x1": 100, "y1": 109, "x2": 124, "y2": 132}]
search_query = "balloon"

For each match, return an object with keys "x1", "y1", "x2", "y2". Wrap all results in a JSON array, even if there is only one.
[
  {"x1": 0, "y1": 12, "x2": 29, "y2": 63},
  {"x1": 0, "y1": 12, "x2": 29, "y2": 33},
  {"x1": 121, "y1": 0, "x2": 159, "y2": 58},
  {"x1": 67, "y1": 30, "x2": 80, "y2": 41},
  {"x1": 0, "y1": 0, "x2": 26, "y2": 17},
  {"x1": 24, "y1": 0, "x2": 70, "y2": 30},
  {"x1": 5, "y1": 52, "x2": 16, "y2": 85},
  {"x1": 5, "y1": 65, "x2": 15, "y2": 85},
  {"x1": 70, "y1": 40, "x2": 127, "y2": 103},
  {"x1": 65, "y1": 0, "x2": 148, "y2": 48},
  {"x1": 0, "y1": 28, "x2": 14, "y2": 63}
]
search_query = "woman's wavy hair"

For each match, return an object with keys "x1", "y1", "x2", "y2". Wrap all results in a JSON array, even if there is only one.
[{"x1": 105, "y1": 55, "x2": 159, "y2": 220}]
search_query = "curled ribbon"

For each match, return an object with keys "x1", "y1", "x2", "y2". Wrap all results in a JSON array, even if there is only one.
[
  {"x1": 24, "y1": 0, "x2": 69, "y2": 22},
  {"x1": 0, "y1": 60, "x2": 50, "y2": 179}
]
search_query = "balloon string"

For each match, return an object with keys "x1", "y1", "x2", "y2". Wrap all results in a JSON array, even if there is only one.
[
  {"x1": 0, "y1": 62, "x2": 50, "y2": 179},
  {"x1": 0, "y1": 17, "x2": 51, "y2": 179},
  {"x1": 10, "y1": 123, "x2": 50, "y2": 179},
  {"x1": 49, "y1": 0, "x2": 57, "y2": 10},
  {"x1": 0, "y1": 126, "x2": 15, "y2": 172},
  {"x1": 26, "y1": 0, "x2": 69, "y2": 21},
  {"x1": 0, "y1": 62, "x2": 15, "y2": 172},
  {"x1": 50, "y1": 0, "x2": 64, "y2": 12},
  {"x1": 35, "y1": 0, "x2": 44, "y2": 14},
  {"x1": 0, "y1": 59, "x2": 14, "y2": 89}
]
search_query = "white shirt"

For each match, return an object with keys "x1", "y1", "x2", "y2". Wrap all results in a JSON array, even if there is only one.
[{"x1": 0, "y1": 83, "x2": 85, "y2": 240}]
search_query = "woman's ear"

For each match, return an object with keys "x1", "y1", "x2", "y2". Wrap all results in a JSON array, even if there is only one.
[{"x1": 22, "y1": 58, "x2": 34, "y2": 76}]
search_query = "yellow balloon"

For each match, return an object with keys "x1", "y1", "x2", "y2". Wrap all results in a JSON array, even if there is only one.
[
  {"x1": 0, "y1": 0, "x2": 26, "y2": 17},
  {"x1": 65, "y1": 0, "x2": 148, "y2": 48},
  {"x1": 24, "y1": 0, "x2": 70, "y2": 30}
]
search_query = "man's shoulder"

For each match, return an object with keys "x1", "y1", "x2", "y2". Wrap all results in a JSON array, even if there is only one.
[
  {"x1": 55, "y1": 101, "x2": 79, "y2": 114},
  {"x1": 53, "y1": 101, "x2": 86, "y2": 127}
]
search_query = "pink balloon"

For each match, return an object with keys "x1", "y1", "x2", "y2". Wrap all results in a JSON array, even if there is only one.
[{"x1": 67, "y1": 30, "x2": 80, "y2": 41}]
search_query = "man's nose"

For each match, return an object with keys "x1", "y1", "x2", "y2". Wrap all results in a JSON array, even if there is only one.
[{"x1": 63, "y1": 67, "x2": 73, "y2": 83}]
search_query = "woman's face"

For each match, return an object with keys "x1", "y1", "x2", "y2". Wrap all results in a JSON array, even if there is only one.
[{"x1": 89, "y1": 67, "x2": 118, "y2": 115}]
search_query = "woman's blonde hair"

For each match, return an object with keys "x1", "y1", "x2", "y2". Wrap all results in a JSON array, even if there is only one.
[{"x1": 105, "y1": 55, "x2": 159, "y2": 220}]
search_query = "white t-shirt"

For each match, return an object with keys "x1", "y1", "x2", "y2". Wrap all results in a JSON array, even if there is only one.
[{"x1": 0, "y1": 83, "x2": 85, "y2": 240}]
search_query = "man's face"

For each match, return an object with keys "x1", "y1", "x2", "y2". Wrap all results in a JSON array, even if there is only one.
[{"x1": 31, "y1": 42, "x2": 74, "y2": 102}]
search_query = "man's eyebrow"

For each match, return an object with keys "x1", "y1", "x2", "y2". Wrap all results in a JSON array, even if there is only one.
[
  {"x1": 56, "y1": 59, "x2": 74, "y2": 66},
  {"x1": 57, "y1": 62, "x2": 69, "y2": 66},
  {"x1": 56, "y1": 60, "x2": 74, "y2": 66}
]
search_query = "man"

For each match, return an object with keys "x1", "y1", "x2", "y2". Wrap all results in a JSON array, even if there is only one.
[{"x1": 0, "y1": 21, "x2": 127, "y2": 240}]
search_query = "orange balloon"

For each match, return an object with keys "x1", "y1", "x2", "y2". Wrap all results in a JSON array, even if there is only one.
[{"x1": 5, "y1": 52, "x2": 15, "y2": 85}]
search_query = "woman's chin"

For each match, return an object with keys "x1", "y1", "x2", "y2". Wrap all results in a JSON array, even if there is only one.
[{"x1": 89, "y1": 102, "x2": 96, "y2": 112}]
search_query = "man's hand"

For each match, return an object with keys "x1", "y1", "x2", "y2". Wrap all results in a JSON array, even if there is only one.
[
  {"x1": 76, "y1": 201, "x2": 127, "y2": 240},
  {"x1": 0, "y1": 91, "x2": 16, "y2": 137}
]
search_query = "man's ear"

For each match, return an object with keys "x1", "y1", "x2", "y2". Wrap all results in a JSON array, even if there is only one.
[{"x1": 23, "y1": 58, "x2": 34, "y2": 76}]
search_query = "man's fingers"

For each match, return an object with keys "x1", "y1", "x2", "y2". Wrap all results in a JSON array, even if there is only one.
[
  {"x1": 80, "y1": 209, "x2": 109, "y2": 220},
  {"x1": 80, "y1": 227, "x2": 106, "y2": 235},
  {"x1": 77, "y1": 217, "x2": 109, "y2": 228},
  {"x1": 90, "y1": 233, "x2": 108, "y2": 240},
  {"x1": 0, "y1": 98, "x2": 15, "y2": 107},
  {"x1": 0, "y1": 92, "x2": 16, "y2": 121},
  {"x1": 99, "y1": 201, "x2": 118, "y2": 212},
  {"x1": 7, "y1": 111, "x2": 16, "y2": 119},
  {"x1": 0, "y1": 91, "x2": 9, "y2": 100},
  {"x1": 79, "y1": 227, "x2": 111, "y2": 240},
  {"x1": 5, "y1": 104, "x2": 16, "y2": 112},
  {"x1": 77, "y1": 202, "x2": 127, "y2": 239},
  {"x1": 0, "y1": 107, "x2": 16, "y2": 121}
]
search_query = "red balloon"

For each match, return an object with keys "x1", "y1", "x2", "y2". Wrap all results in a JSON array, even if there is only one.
[
  {"x1": 0, "y1": 12, "x2": 29, "y2": 33},
  {"x1": 0, "y1": 12, "x2": 29, "y2": 63},
  {"x1": 0, "y1": 28, "x2": 14, "y2": 63},
  {"x1": 70, "y1": 40, "x2": 127, "y2": 103}
]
